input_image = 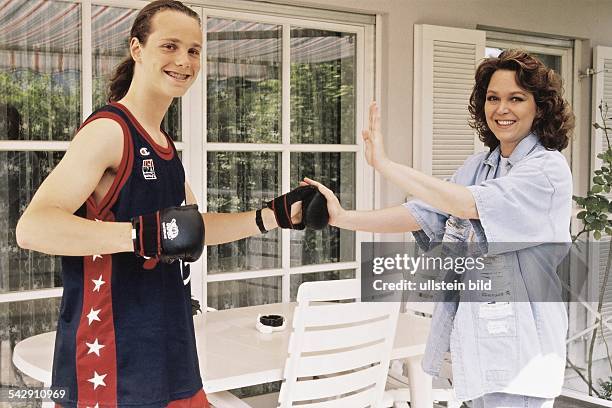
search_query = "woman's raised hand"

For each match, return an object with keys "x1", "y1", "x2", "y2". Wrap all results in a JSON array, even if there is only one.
[{"x1": 362, "y1": 101, "x2": 389, "y2": 171}]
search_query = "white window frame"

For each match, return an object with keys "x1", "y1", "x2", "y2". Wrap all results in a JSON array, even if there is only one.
[
  {"x1": 0, "y1": 0, "x2": 376, "y2": 309},
  {"x1": 194, "y1": 8, "x2": 375, "y2": 306}
]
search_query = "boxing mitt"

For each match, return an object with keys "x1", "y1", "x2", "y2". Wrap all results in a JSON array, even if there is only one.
[
  {"x1": 267, "y1": 186, "x2": 329, "y2": 230},
  {"x1": 302, "y1": 190, "x2": 328, "y2": 230},
  {"x1": 131, "y1": 204, "x2": 205, "y2": 263}
]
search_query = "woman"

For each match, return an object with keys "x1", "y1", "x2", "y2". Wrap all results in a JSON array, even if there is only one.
[
  {"x1": 306, "y1": 50, "x2": 575, "y2": 407},
  {"x1": 16, "y1": 1, "x2": 320, "y2": 406}
]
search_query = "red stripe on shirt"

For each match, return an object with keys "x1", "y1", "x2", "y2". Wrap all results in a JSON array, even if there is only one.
[
  {"x1": 81, "y1": 111, "x2": 134, "y2": 218},
  {"x1": 74, "y1": 205, "x2": 118, "y2": 407}
]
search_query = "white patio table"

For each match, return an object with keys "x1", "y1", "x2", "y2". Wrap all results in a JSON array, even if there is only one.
[{"x1": 13, "y1": 302, "x2": 433, "y2": 408}]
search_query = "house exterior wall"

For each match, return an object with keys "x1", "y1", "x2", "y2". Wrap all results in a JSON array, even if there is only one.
[{"x1": 259, "y1": 0, "x2": 612, "y2": 208}]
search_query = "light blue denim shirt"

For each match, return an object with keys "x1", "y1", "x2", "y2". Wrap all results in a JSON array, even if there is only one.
[{"x1": 403, "y1": 133, "x2": 572, "y2": 400}]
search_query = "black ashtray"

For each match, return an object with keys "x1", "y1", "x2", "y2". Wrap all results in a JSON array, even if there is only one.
[{"x1": 259, "y1": 314, "x2": 284, "y2": 327}]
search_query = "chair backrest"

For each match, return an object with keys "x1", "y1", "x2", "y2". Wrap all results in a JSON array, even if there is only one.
[{"x1": 278, "y1": 279, "x2": 400, "y2": 408}]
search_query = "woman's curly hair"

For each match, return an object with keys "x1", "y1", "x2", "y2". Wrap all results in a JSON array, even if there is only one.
[{"x1": 468, "y1": 49, "x2": 574, "y2": 151}]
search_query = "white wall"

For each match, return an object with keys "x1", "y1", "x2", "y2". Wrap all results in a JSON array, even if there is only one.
[{"x1": 258, "y1": 0, "x2": 612, "y2": 207}]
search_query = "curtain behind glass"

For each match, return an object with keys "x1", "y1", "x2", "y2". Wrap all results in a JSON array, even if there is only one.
[
  {"x1": 290, "y1": 152, "x2": 356, "y2": 266},
  {"x1": 290, "y1": 28, "x2": 356, "y2": 145},
  {"x1": 207, "y1": 18, "x2": 281, "y2": 143},
  {"x1": 0, "y1": 0, "x2": 81, "y2": 141},
  {"x1": 207, "y1": 151, "x2": 281, "y2": 274}
]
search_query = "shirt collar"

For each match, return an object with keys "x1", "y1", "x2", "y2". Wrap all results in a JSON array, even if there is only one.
[{"x1": 483, "y1": 132, "x2": 539, "y2": 168}]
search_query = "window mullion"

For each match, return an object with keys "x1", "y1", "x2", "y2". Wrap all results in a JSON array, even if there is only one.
[
  {"x1": 0, "y1": 141, "x2": 70, "y2": 151},
  {"x1": 82, "y1": 0, "x2": 93, "y2": 121},
  {"x1": 281, "y1": 22, "x2": 291, "y2": 303},
  {"x1": 0, "y1": 288, "x2": 63, "y2": 304}
]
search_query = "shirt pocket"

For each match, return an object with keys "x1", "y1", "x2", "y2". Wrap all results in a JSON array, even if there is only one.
[{"x1": 476, "y1": 301, "x2": 518, "y2": 338}]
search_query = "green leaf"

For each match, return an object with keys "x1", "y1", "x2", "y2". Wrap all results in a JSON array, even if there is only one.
[
  {"x1": 593, "y1": 185, "x2": 603, "y2": 193},
  {"x1": 577, "y1": 211, "x2": 587, "y2": 219},
  {"x1": 594, "y1": 230, "x2": 602, "y2": 240},
  {"x1": 594, "y1": 176, "x2": 606, "y2": 185}
]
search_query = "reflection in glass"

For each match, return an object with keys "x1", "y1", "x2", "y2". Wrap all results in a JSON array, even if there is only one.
[
  {"x1": 290, "y1": 269, "x2": 355, "y2": 301},
  {"x1": 290, "y1": 152, "x2": 355, "y2": 266},
  {"x1": 290, "y1": 28, "x2": 356, "y2": 145},
  {"x1": 91, "y1": 5, "x2": 181, "y2": 140},
  {"x1": 207, "y1": 276, "x2": 281, "y2": 310},
  {"x1": 0, "y1": 0, "x2": 81, "y2": 141},
  {"x1": 207, "y1": 152, "x2": 281, "y2": 274},
  {"x1": 207, "y1": 18, "x2": 281, "y2": 143},
  {"x1": 0, "y1": 152, "x2": 64, "y2": 293},
  {"x1": 0, "y1": 297, "x2": 61, "y2": 390}
]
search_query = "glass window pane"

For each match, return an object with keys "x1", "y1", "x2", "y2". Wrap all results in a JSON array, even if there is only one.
[
  {"x1": 0, "y1": 298, "x2": 61, "y2": 390},
  {"x1": 290, "y1": 269, "x2": 355, "y2": 301},
  {"x1": 91, "y1": 5, "x2": 181, "y2": 140},
  {"x1": 0, "y1": 152, "x2": 64, "y2": 293},
  {"x1": 486, "y1": 47, "x2": 561, "y2": 74},
  {"x1": 531, "y1": 53, "x2": 561, "y2": 74},
  {"x1": 207, "y1": 151, "x2": 281, "y2": 274},
  {"x1": 0, "y1": 0, "x2": 81, "y2": 141},
  {"x1": 290, "y1": 28, "x2": 356, "y2": 144},
  {"x1": 206, "y1": 18, "x2": 281, "y2": 143},
  {"x1": 207, "y1": 276, "x2": 281, "y2": 310},
  {"x1": 290, "y1": 152, "x2": 355, "y2": 266}
]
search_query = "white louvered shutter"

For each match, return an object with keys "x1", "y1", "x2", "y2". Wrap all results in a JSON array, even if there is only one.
[
  {"x1": 590, "y1": 46, "x2": 612, "y2": 361},
  {"x1": 591, "y1": 46, "x2": 612, "y2": 176},
  {"x1": 413, "y1": 24, "x2": 486, "y2": 179}
]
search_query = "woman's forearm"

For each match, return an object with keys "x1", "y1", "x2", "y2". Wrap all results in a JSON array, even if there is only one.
[
  {"x1": 334, "y1": 205, "x2": 421, "y2": 233},
  {"x1": 377, "y1": 161, "x2": 478, "y2": 219}
]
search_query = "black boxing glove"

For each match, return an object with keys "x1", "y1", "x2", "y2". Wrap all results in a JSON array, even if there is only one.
[
  {"x1": 131, "y1": 204, "x2": 205, "y2": 263},
  {"x1": 302, "y1": 190, "x2": 329, "y2": 230},
  {"x1": 266, "y1": 186, "x2": 329, "y2": 230}
]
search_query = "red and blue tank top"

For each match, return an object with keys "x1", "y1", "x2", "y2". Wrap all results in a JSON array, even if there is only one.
[{"x1": 52, "y1": 102, "x2": 203, "y2": 407}]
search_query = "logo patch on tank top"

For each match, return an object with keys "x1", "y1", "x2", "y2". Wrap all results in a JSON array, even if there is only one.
[
  {"x1": 140, "y1": 147, "x2": 150, "y2": 156},
  {"x1": 142, "y1": 159, "x2": 157, "y2": 180}
]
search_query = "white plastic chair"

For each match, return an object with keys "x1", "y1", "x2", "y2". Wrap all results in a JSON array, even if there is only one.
[
  {"x1": 385, "y1": 302, "x2": 462, "y2": 408},
  {"x1": 209, "y1": 279, "x2": 401, "y2": 408}
]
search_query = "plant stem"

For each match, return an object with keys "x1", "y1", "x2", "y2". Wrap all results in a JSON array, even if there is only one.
[
  {"x1": 567, "y1": 357, "x2": 603, "y2": 398},
  {"x1": 600, "y1": 317, "x2": 612, "y2": 374},
  {"x1": 588, "y1": 238, "x2": 612, "y2": 395}
]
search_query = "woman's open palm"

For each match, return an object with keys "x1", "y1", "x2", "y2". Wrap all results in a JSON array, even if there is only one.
[{"x1": 362, "y1": 101, "x2": 388, "y2": 170}]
